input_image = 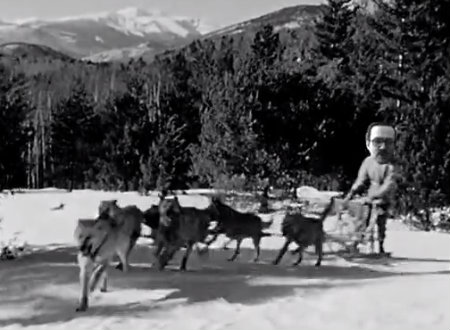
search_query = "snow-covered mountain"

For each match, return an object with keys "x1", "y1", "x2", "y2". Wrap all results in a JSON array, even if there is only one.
[
  {"x1": 0, "y1": 5, "x2": 324, "y2": 63},
  {"x1": 0, "y1": 7, "x2": 214, "y2": 59},
  {"x1": 85, "y1": 4, "x2": 324, "y2": 63}
]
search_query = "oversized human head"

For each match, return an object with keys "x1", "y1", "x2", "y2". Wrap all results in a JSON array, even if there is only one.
[{"x1": 365, "y1": 122, "x2": 396, "y2": 164}]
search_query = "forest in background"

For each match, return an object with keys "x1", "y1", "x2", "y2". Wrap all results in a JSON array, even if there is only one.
[{"x1": 1, "y1": 0, "x2": 449, "y2": 222}]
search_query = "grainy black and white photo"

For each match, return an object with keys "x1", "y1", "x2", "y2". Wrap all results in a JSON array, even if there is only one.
[{"x1": 0, "y1": 0, "x2": 449, "y2": 328}]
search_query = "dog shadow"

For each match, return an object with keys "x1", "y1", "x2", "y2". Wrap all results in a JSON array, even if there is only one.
[{"x1": 0, "y1": 244, "x2": 448, "y2": 327}]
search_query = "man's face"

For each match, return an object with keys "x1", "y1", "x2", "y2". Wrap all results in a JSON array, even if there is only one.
[{"x1": 366, "y1": 125, "x2": 395, "y2": 163}]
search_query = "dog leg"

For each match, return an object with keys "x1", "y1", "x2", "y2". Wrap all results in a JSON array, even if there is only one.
[
  {"x1": 89, "y1": 263, "x2": 107, "y2": 293},
  {"x1": 150, "y1": 239, "x2": 164, "y2": 269},
  {"x1": 117, "y1": 248, "x2": 129, "y2": 273},
  {"x1": 154, "y1": 238, "x2": 164, "y2": 258},
  {"x1": 157, "y1": 247, "x2": 167, "y2": 271},
  {"x1": 369, "y1": 228, "x2": 375, "y2": 254},
  {"x1": 314, "y1": 238, "x2": 323, "y2": 267},
  {"x1": 127, "y1": 234, "x2": 139, "y2": 259},
  {"x1": 272, "y1": 239, "x2": 291, "y2": 265},
  {"x1": 76, "y1": 253, "x2": 92, "y2": 312},
  {"x1": 378, "y1": 240, "x2": 385, "y2": 254},
  {"x1": 228, "y1": 238, "x2": 242, "y2": 261},
  {"x1": 167, "y1": 245, "x2": 178, "y2": 263},
  {"x1": 99, "y1": 268, "x2": 108, "y2": 293},
  {"x1": 116, "y1": 238, "x2": 135, "y2": 271},
  {"x1": 180, "y1": 242, "x2": 193, "y2": 271},
  {"x1": 292, "y1": 244, "x2": 304, "y2": 266},
  {"x1": 158, "y1": 246, "x2": 177, "y2": 271},
  {"x1": 251, "y1": 236, "x2": 261, "y2": 262},
  {"x1": 157, "y1": 248, "x2": 169, "y2": 271}
]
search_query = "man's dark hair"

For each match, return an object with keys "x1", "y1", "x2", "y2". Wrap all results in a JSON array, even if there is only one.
[{"x1": 365, "y1": 122, "x2": 397, "y2": 142}]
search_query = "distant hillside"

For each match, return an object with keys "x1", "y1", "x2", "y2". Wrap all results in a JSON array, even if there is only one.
[
  {"x1": 0, "y1": 7, "x2": 212, "y2": 60},
  {"x1": 204, "y1": 5, "x2": 323, "y2": 38},
  {"x1": 0, "y1": 42, "x2": 74, "y2": 61}
]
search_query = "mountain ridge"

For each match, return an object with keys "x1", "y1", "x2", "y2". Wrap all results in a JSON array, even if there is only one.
[
  {"x1": 0, "y1": 7, "x2": 212, "y2": 59},
  {"x1": 0, "y1": 4, "x2": 324, "y2": 63}
]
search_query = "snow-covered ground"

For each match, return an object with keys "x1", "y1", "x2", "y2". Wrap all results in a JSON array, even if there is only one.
[{"x1": 0, "y1": 189, "x2": 449, "y2": 330}]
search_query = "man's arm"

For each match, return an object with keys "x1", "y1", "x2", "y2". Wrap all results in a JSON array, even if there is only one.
[
  {"x1": 345, "y1": 158, "x2": 370, "y2": 200},
  {"x1": 367, "y1": 164, "x2": 398, "y2": 200}
]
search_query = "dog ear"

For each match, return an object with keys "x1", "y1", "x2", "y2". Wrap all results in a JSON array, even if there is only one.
[
  {"x1": 159, "y1": 189, "x2": 168, "y2": 199},
  {"x1": 172, "y1": 196, "x2": 182, "y2": 213},
  {"x1": 159, "y1": 190, "x2": 165, "y2": 199}
]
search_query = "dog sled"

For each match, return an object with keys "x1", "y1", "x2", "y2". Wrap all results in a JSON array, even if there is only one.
[
  {"x1": 294, "y1": 193, "x2": 391, "y2": 257},
  {"x1": 226, "y1": 186, "x2": 389, "y2": 257}
]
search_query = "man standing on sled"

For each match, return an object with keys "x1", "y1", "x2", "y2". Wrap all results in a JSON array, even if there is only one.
[{"x1": 343, "y1": 122, "x2": 400, "y2": 255}]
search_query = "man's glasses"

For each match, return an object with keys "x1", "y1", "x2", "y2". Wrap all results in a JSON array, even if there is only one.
[{"x1": 370, "y1": 138, "x2": 394, "y2": 147}]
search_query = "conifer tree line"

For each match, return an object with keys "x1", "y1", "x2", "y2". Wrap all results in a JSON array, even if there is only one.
[{"x1": 0, "y1": 0, "x2": 449, "y2": 215}]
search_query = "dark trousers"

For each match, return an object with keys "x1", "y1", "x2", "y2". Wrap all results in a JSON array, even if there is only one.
[{"x1": 355, "y1": 203, "x2": 388, "y2": 253}]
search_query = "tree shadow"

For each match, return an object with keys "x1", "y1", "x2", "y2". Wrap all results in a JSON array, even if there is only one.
[
  {"x1": 0, "y1": 294, "x2": 181, "y2": 327},
  {"x1": 0, "y1": 244, "x2": 448, "y2": 327}
]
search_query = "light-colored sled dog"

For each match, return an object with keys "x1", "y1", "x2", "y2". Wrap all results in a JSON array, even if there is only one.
[
  {"x1": 97, "y1": 199, "x2": 143, "y2": 270},
  {"x1": 74, "y1": 217, "x2": 135, "y2": 312}
]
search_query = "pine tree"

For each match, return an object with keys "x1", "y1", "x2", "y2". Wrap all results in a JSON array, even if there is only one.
[
  {"x1": 373, "y1": 0, "x2": 450, "y2": 215},
  {"x1": 311, "y1": 0, "x2": 357, "y2": 94},
  {"x1": 0, "y1": 67, "x2": 31, "y2": 189},
  {"x1": 141, "y1": 115, "x2": 187, "y2": 190},
  {"x1": 251, "y1": 24, "x2": 283, "y2": 67},
  {"x1": 314, "y1": 0, "x2": 356, "y2": 64},
  {"x1": 98, "y1": 76, "x2": 155, "y2": 190},
  {"x1": 305, "y1": 0, "x2": 361, "y2": 177},
  {"x1": 50, "y1": 81, "x2": 100, "y2": 189}
]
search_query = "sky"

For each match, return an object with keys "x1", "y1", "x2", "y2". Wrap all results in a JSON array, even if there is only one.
[{"x1": 0, "y1": 0, "x2": 323, "y2": 29}]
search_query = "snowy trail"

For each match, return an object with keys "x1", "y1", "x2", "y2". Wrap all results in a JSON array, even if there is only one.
[{"x1": 0, "y1": 189, "x2": 449, "y2": 330}]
